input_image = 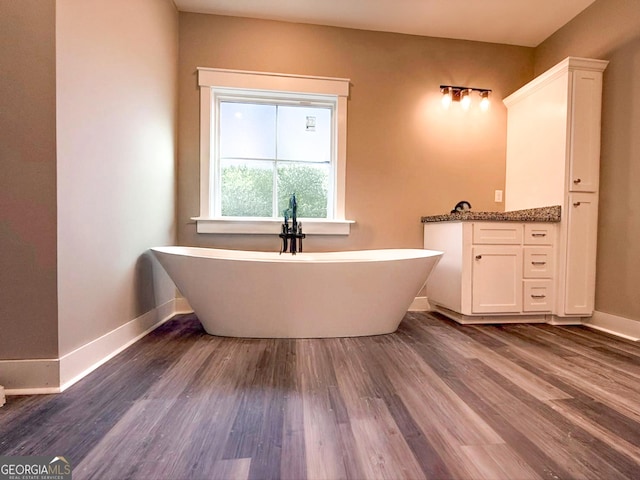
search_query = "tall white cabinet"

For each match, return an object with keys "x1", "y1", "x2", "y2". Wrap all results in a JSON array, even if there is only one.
[{"x1": 504, "y1": 57, "x2": 608, "y2": 319}]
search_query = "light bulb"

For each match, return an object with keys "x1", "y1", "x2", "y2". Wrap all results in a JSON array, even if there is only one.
[
  {"x1": 479, "y1": 91, "x2": 490, "y2": 111},
  {"x1": 460, "y1": 89, "x2": 471, "y2": 110},
  {"x1": 441, "y1": 87, "x2": 452, "y2": 109}
]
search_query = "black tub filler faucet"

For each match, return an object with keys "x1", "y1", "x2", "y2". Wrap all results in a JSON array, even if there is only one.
[{"x1": 279, "y1": 194, "x2": 305, "y2": 255}]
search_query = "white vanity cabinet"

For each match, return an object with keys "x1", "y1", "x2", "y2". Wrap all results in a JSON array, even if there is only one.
[{"x1": 423, "y1": 221, "x2": 557, "y2": 324}]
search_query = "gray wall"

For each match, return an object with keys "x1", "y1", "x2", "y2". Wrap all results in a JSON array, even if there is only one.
[{"x1": 0, "y1": 0, "x2": 59, "y2": 360}]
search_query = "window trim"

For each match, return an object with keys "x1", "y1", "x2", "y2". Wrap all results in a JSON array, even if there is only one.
[{"x1": 194, "y1": 68, "x2": 352, "y2": 235}]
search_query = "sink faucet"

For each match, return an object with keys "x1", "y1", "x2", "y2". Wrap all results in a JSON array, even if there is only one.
[
  {"x1": 279, "y1": 194, "x2": 306, "y2": 254},
  {"x1": 451, "y1": 200, "x2": 472, "y2": 213}
]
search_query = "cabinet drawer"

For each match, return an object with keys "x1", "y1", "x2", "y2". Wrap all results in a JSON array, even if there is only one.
[
  {"x1": 523, "y1": 280, "x2": 554, "y2": 312},
  {"x1": 524, "y1": 224, "x2": 554, "y2": 245},
  {"x1": 473, "y1": 223, "x2": 523, "y2": 245},
  {"x1": 524, "y1": 247, "x2": 554, "y2": 278}
]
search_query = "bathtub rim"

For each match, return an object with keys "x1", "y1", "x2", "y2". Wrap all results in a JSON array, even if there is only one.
[{"x1": 151, "y1": 246, "x2": 443, "y2": 264}]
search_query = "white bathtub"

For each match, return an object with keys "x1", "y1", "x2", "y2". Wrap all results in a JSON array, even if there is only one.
[{"x1": 151, "y1": 247, "x2": 442, "y2": 338}]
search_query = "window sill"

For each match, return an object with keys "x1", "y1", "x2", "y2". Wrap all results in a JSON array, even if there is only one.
[{"x1": 192, "y1": 217, "x2": 354, "y2": 235}]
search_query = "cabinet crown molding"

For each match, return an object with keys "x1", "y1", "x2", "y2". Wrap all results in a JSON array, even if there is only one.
[{"x1": 503, "y1": 56, "x2": 609, "y2": 107}]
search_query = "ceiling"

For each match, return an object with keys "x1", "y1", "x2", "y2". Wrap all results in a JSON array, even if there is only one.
[{"x1": 173, "y1": 0, "x2": 597, "y2": 47}]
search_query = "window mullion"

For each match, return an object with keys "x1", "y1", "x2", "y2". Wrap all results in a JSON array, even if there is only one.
[
  {"x1": 213, "y1": 94, "x2": 222, "y2": 217},
  {"x1": 273, "y1": 105, "x2": 279, "y2": 218}
]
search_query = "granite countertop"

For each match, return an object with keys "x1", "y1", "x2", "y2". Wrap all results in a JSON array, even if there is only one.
[{"x1": 421, "y1": 205, "x2": 561, "y2": 223}]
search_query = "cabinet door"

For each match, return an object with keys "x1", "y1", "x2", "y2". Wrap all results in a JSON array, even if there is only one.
[
  {"x1": 564, "y1": 193, "x2": 598, "y2": 314},
  {"x1": 472, "y1": 246, "x2": 523, "y2": 313},
  {"x1": 569, "y1": 70, "x2": 603, "y2": 193}
]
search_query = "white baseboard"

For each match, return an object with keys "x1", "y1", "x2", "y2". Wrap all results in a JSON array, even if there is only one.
[
  {"x1": 432, "y1": 304, "x2": 547, "y2": 325},
  {"x1": 175, "y1": 296, "x2": 193, "y2": 314},
  {"x1": 1, "y1": 385, "x2": 6, "y2": 407},
  {"x1": 58, "y1": 299, "x2": 176, "y2": 390},
  {"x1": 584, "y1": 310, "x2": 640, "y2": 341},
  {"x1": 408, "y1": 296, "x2": 431, "y2": 312},
  {"x1": 547, "y1": 315, "x2": 584, "y2": 326},
  {"x1": 2, "y1": 299, "x2": 179, "y2": 395}
]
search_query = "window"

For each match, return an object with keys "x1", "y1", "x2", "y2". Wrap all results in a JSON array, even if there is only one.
[
  {"x1": 194, "y1": 68, "x2": 352, "y2": 235},
  {"x1": 218, "y1": 98, "x2": 332, "y2": 218}
]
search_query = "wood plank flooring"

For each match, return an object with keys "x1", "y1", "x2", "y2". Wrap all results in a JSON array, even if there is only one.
[{"x1": 1, "y1": 312, "x2": 639, "y2": 479}]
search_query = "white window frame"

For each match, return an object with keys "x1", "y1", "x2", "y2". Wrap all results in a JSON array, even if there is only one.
[{"x1": 193, "y1": 68, "x2": 353, "y2": 235}]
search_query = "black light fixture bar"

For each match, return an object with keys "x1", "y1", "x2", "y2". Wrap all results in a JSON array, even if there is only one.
[{"x1": 439, "y1": 85, "x2": 492, "y2": 94}]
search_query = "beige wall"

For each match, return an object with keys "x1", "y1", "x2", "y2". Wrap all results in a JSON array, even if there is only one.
[
  {"x1": 535, "y1": 0, "x2": 640, "y2": 322},
  {"x1": 0, "y1": 0, "x2": 59, "y2": 360},
  {"x1": 178, "y1": 13, "x2": 533, "y2": 251},
  {"x1": 56, "y1": 0, "x2": 179, "y2": 356}
]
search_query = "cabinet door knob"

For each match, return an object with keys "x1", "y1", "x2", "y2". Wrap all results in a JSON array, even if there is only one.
[
  {"x1": 573, "y1": 201, "x2": 581, "y2": 207},
  {"x1": 573, "y1": 178, "x2": 581, "y2": 184},
  {"x1": 475, "y1": 255, "x2": 482, "y2": 260}
]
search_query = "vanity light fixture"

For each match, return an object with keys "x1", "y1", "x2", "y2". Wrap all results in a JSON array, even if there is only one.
[{"x1": 440, "y1": 85, "x2": 492, "y2": 110}]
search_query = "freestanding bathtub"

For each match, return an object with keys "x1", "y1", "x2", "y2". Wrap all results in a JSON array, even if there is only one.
[{"x1": 151, "y1": 247, "x2": 442, "y2": 338}]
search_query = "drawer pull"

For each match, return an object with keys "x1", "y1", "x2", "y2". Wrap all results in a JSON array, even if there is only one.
[
  {"x1": 573, "y1": 178, "x2": 581, "y2": 184},
  {"x1": 475, "y1": 255, "x2": 482, "y2": 260},
  {"x1": 531, "y1": 233, "x2": 547, "y2": 237},
  {"x1": 531, "y1": 294, "x2": 547, "y2": 299},
  {"x1": 531, "y1": 261, "x2": 547, "y2": 266},
  {"x1": 573, "y1": 202, "x2": 581, "y2": 207}
]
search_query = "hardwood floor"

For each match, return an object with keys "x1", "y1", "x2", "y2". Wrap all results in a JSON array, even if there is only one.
[{"x1": 1, "y1": 312, "x2": 639, "y2": 479}]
